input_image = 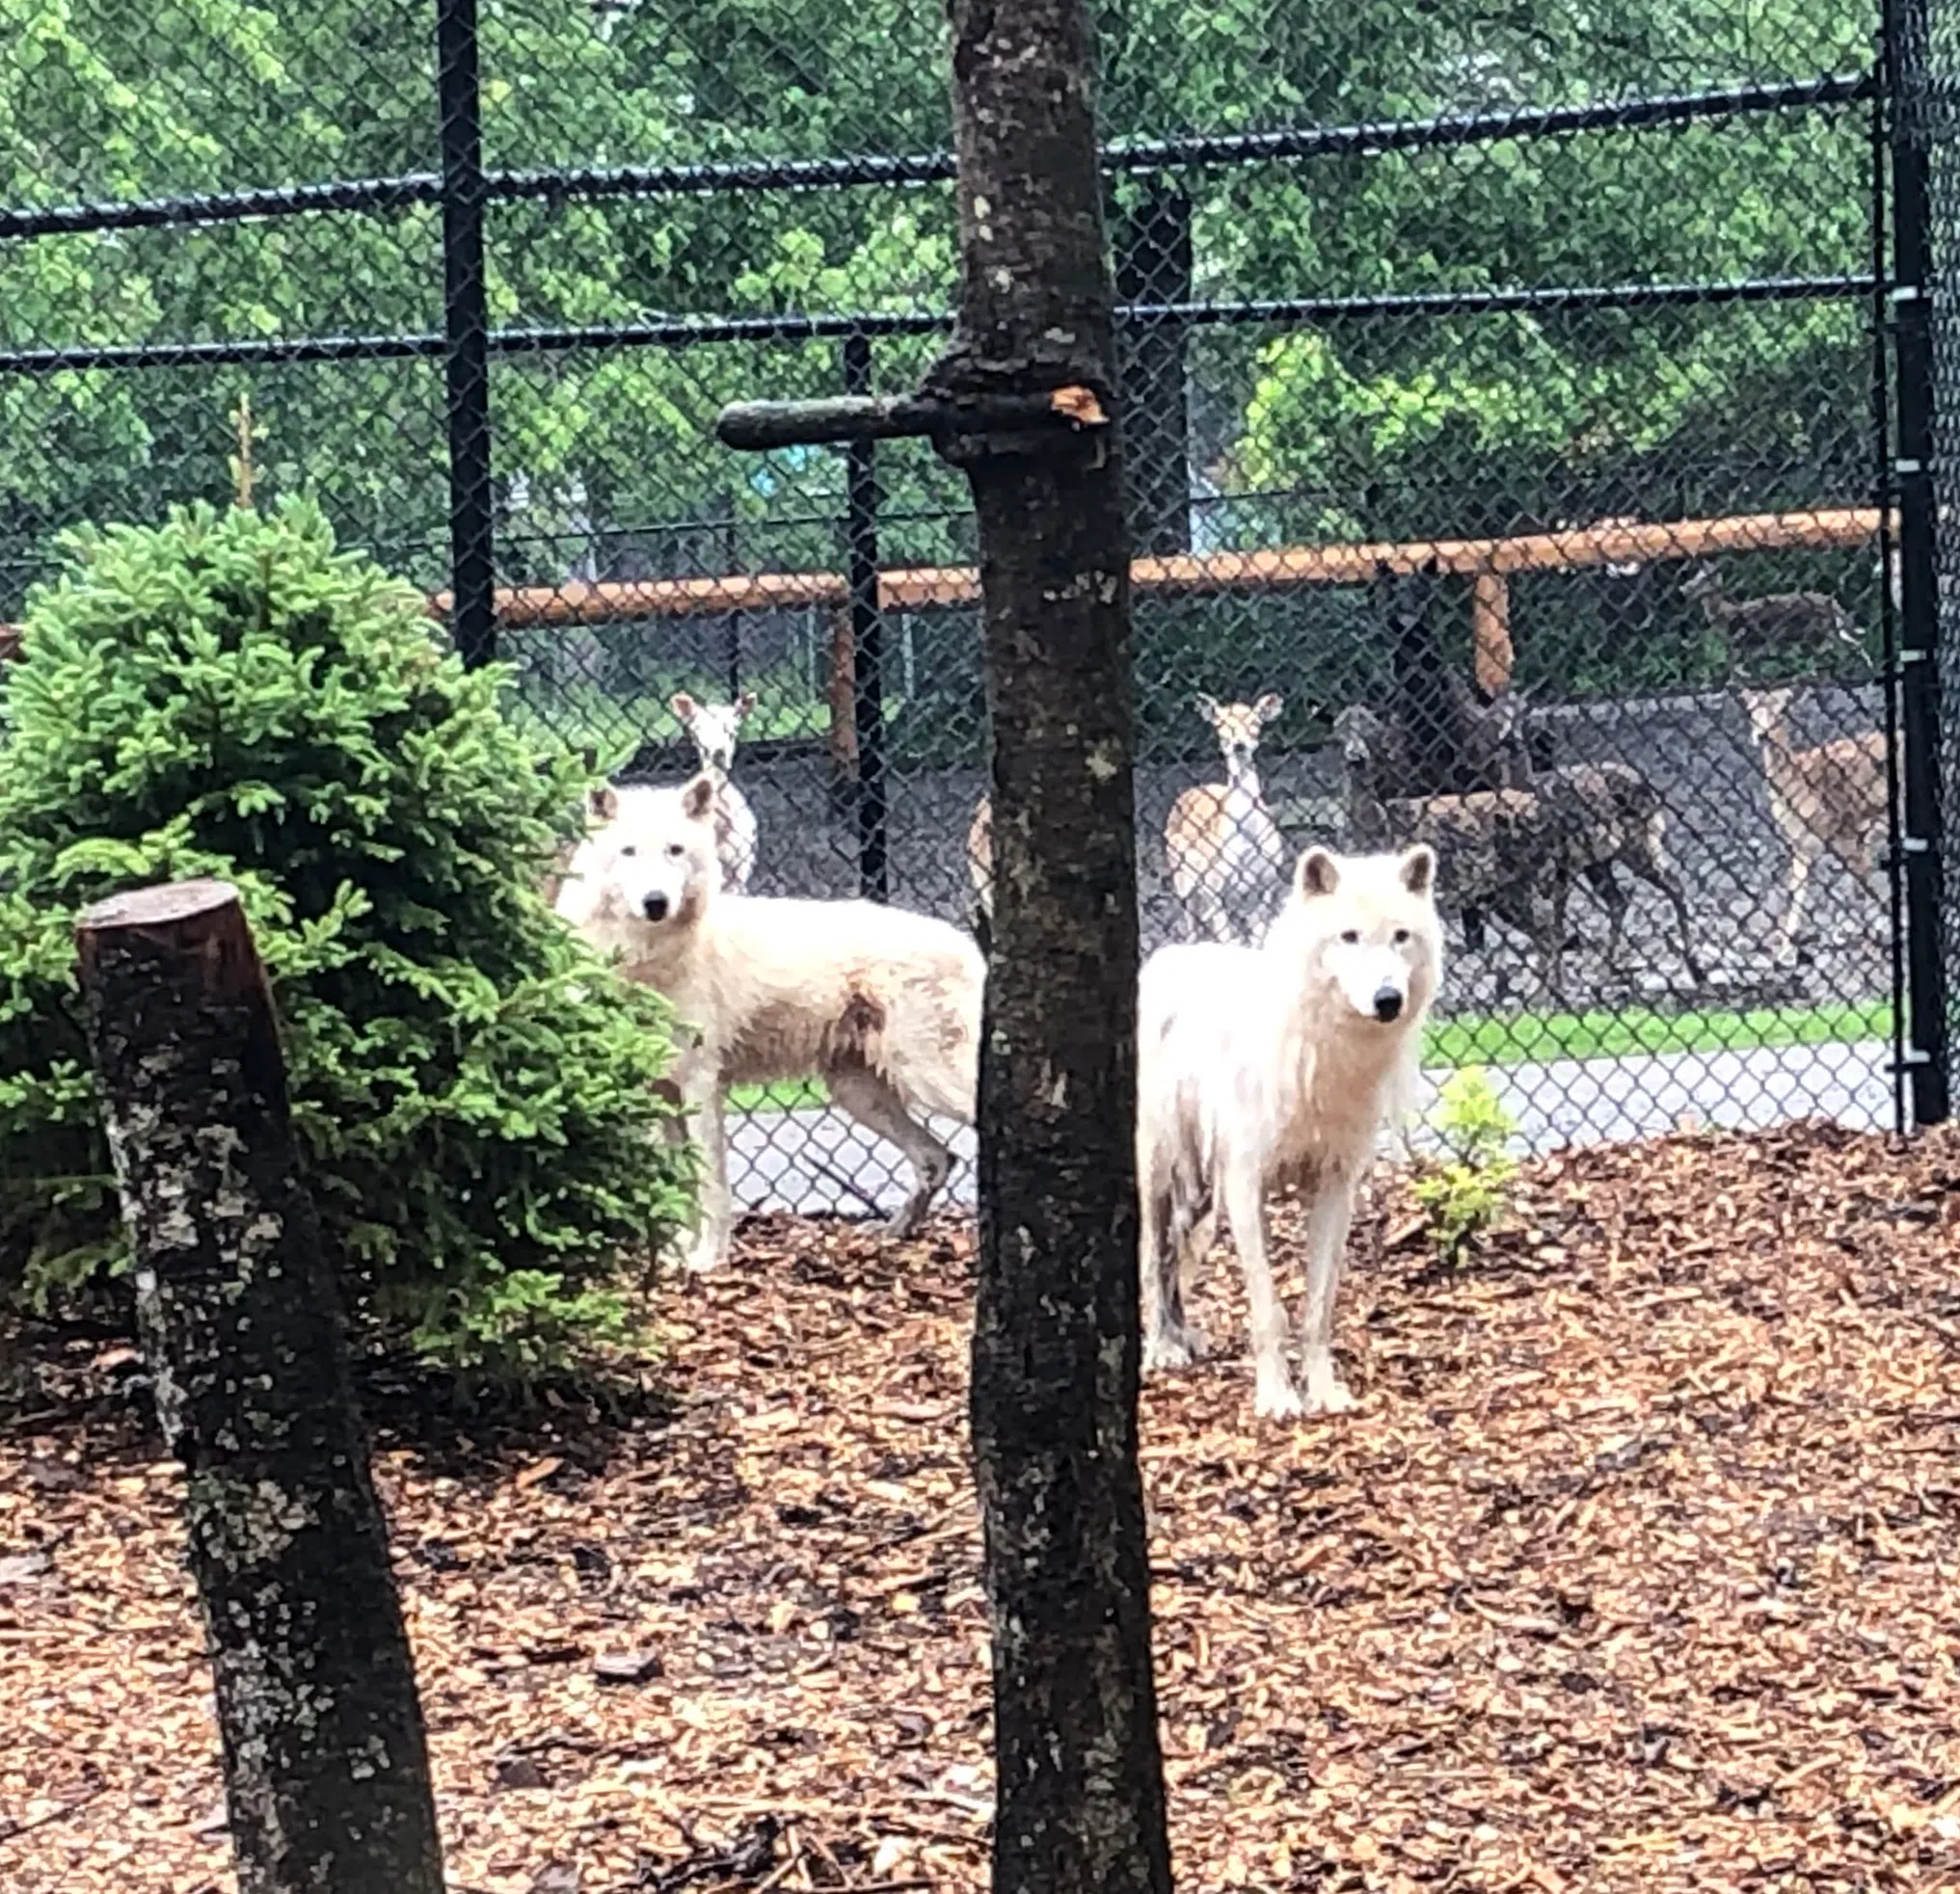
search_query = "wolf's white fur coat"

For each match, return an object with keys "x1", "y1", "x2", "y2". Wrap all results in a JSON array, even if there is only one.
[
  {"x1": 555, "y1": 774, "x2": 982, "y2": 1271},
  {"x1": 1136, "y1": 843, "x2": 1442, "y2": 1418}
]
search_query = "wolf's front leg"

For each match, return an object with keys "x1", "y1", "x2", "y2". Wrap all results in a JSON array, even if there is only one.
[
  {"x1": 679, "y1": 1072, "x2": 733, "y2": 1272},
  {"x1": 1140, "y1": 1191, "x2": 1210, "y2": 1373},
  {"x1": 1297, "y1": 1175, "x2": 1358, "y2": 1414},
  {"x1": 1222, "y1": 1159, "x2": 1300, "y2": 1419}
]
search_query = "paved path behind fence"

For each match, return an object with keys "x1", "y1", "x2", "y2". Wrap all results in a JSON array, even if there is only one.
[{"x1": 725, "y1": 1039, "x2": 1898, "y2": 1219}]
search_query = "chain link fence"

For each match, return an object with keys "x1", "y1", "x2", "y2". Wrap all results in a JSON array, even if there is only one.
[
  {"x1": 1910, "y1": 0, "x2": 1960, "y2": 1117},
  {"x1": 0, "y1": 0, "x2": 1938, "y2": 1220}
]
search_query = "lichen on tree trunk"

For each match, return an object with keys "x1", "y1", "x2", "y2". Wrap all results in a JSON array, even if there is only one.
[
  {"x1": 77, "y1": 880, "x2": 443, "y2": 1894},
  {"x1": 930, "y1": 3, "x2": 1173, "y2": 1890}
]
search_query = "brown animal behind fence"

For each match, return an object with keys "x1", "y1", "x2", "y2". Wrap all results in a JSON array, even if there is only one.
[
  {"x1": 1519, "y1": 758, "x2": 1705, "y2": 985},
  {"x1": 1162, "y1": 692, "x2": 1288, "y2": 944},
  {"x1": 1682, "y1": 562, "x2": 1862, "y2": 659},
  {"x1": 1737, "y1": 685, "x2": 1890, "y2": 965},
  {"x1": 1335, "y1": 704, "x2": 1569, "y2": 994}
]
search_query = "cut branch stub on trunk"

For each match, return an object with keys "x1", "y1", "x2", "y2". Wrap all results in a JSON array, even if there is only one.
[
  {"x1": 75, "y1": 878, "x2": 443, "y2": 1894},
  {"x1": 715, "y1": 384, "x2": 1108, "y2": 452}
]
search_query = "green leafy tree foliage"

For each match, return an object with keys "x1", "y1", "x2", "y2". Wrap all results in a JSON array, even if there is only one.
[
  {"x1": 0, "y1": 0, "x2": 1877, "y2": 693},
  {"x1": 0, "y1": 496, "x2": 692, "y2": 1374}
]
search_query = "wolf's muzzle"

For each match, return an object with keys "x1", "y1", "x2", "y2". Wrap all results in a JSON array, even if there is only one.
[{"x1": 1371, "y1": 984, "x2": 1404, "y2": 1023}]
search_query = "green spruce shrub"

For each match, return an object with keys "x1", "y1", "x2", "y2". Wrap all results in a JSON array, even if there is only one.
[{"x1": 0, "y1": 497, "x2": 692, "y2": 1374}]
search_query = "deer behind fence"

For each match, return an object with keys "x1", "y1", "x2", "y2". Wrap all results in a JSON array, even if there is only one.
[
  {"x1": 1163, "y1": 692, "x2": 1288, "y2": 945},
  {"x1": 1737, "y1": 685, "x2": 1889, "y2": 965}
]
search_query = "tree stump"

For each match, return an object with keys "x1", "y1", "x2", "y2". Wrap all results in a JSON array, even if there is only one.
[{"x1": 76, "y1": 879, "x2": 443, "y2": 1894}]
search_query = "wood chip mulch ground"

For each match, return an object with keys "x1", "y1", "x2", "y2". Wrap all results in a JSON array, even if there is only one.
[{"x1": 4, "y1": 1119, "x2": 1960, "y2": 1892}]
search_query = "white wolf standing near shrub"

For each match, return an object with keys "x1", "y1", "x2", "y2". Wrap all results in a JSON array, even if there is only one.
[
  {"x1": 1136, "y1": 842, "x2": 1442, "y2": 1420},
  {"x1": 555, "y1": 773, "x2": 982, "y2": 1271},
  {"x1": 0, "y1": 498, "x2": 693, "y2": 1375}
]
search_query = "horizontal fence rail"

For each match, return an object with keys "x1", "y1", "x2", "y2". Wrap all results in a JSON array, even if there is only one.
[
  {"x1": 0, "y1": 276, "x2": 1877, "y2": 379},
  {"x1": 0, "y1": 506, "x2": 1899, "y2": 654},
  {"x1": 0, "y1": 73, "x2": 1877, "y2": 242},
  {"x1": 460, "y1": 506, "x2": 1901, "y2": 623}
]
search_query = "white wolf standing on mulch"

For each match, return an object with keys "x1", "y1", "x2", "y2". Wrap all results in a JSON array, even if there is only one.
[
  {"x1": 555, "y1": 773, "x2": 983, "y2": 1272},
  {"x1": 1137, "y1": 842, "x2": 1442, "y2": 1419}
]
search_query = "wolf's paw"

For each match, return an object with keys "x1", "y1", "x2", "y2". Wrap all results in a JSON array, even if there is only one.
[
  {"x1": 1142, "y1": 1324, "x2": 1209, "y2": 1374},
  {"x1": 1298, "y1": 1351, "x2": 1357, "y2": 1415},
  {"x1": 1253, "y1": 1374, "x2": 1306, "y2": 1421},
  {"x1": 1301, "y1": 1379, "x2": 1358, "y2": 1417},
  {"x1": 680, "y1": 1232, "x2": 730, "y2": 1275},
  {"x1": 881, "y1": 1201, "x2": 926, "y2": 1240}
]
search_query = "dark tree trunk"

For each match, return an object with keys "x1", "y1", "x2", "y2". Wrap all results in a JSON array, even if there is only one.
[
  {"x1": 75, "y1": 879, "x2": 444, "y2": 1894},
  {"x1": 1379, "y1": 561, "x2": 1476, "y2": 794},
  {"x1": 927, "y1": 5, "x2": 1173, "y2": 1892}
]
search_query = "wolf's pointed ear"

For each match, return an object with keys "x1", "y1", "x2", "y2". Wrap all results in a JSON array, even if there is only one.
[
  {"x1": 588, "y1": 784, "x2": 619, "y2": 823},
  {"x1": 1193, "y1": 692, "x2": 1222, "y2": 723},
  {"x1": 1296, "y1": 846, "x2": 1340, "y2": 898},
  {"x1": 735, "y1": 689, "x2": 758, "y2": 719},
  {"x1": 1399, "y1": 844, "x2": 1436, "y2": 895},
  {"x1": 1253, "y1": 691, "x2": 1283, "y2": 723},
  {"x1": 670, "y1": 691, "x2": 698, "y2": 725},
  {"x1": 681, "y1": 772, "x2": 717, "y2": 822}
]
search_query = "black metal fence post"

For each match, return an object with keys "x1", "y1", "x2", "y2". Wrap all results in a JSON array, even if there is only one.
[
  {"x1": 843, "y1": 333, "x2": 889, "y2": 901},
  {"x1": 1872, "y1": 67, "x2": 1910, "y2": 1136},
  {"x1": 436, "y1": 0, "x2": 497, "y2": 670},
  {"x1": 1115, "y1": 185, "x2": 1193, "y2": 555},
  {"x1": 1888, "y1": 0, "x2": 1952, "y2": 1124}
]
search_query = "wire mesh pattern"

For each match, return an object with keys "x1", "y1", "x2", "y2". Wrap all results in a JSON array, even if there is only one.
[
  {"x1": 0, "y1": 0, "x2": 1934, "y2": 1222},
  {"x1": 1912, "y1": 0, "x2": 1960, "y2": 1116}
]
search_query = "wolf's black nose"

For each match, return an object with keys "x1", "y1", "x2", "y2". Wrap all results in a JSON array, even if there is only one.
[
  {"x1": 1372, "y1": 985, "x2": 1404, "y2": 1023},
  {"x1": 642, "y1": 893, "x2": 670, "y2": 922}
]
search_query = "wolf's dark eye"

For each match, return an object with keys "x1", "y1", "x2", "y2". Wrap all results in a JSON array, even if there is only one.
[
  {"x1": 1393, "y1": 928, "x2": 1410, "y2": 945},
  {"x1": 1340, "y1": 928, "x2": 1360, "y2": 945},
  {"x1": 666, "y1": 843, "x2": 686, "y2": 860},
  {"x1": 620, "y1": 845, "x2": 637, "y2": 859}
]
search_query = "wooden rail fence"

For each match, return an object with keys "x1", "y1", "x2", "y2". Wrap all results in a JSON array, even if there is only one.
[{"x1": 0, "y1": 506, "x2": 1889, "y2": 718}]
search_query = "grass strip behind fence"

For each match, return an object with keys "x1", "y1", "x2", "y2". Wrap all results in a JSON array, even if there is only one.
[
  {"x1": 1427, "y1": 999, "x2": 1892, "y2": 1068},
  {"x1": 726, "y1": 1000, "x2": 1893, "y2": 1113}
]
